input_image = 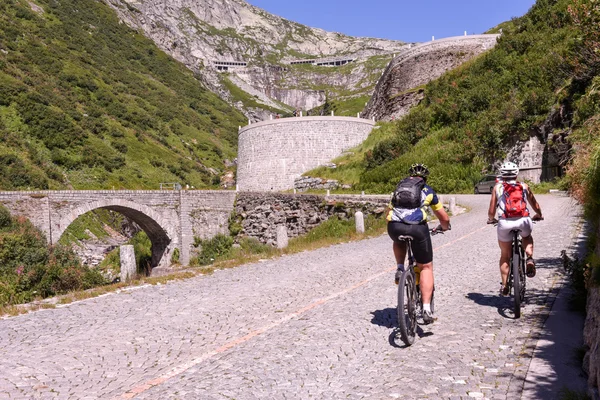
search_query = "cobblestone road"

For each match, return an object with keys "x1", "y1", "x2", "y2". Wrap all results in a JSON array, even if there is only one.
[{"x1": 0, "y1": 194, "x2": 584, "y2": 399}]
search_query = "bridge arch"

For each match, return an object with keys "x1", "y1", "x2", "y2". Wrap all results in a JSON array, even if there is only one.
[{"x1": 54, "y1": 199, "x2": 178, "y2": 270}]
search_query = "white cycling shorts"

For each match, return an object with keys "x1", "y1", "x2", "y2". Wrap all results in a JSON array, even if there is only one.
[{"x1": 497, "y1": 217, "x2": 533, "y2": 242}]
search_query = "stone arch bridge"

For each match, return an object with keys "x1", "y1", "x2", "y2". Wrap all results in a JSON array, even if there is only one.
[{"x1": 0, "y1": 190, "x2": 236, "y2": 268}]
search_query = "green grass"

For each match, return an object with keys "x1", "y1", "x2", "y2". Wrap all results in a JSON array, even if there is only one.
[
  {"x1": 303, "y1": 0, "x2": 592, "y2": 196},
  {"x1": 0, "y1": 0, "x2": 246, "y2": 190},
  {"x1": 527, "y1": 178, "x2": 569, "y2": 194}
]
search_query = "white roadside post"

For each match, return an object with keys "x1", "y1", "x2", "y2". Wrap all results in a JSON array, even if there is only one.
[
  {"x1": 120, "y1": 245, "x2": 136, "y2": 282},
  {"x1": 276, "y1": 225, "x2": 289, "y2": 249},
  {"x1": 355, "y1": 211, "x2": 365, "y2": 234}
]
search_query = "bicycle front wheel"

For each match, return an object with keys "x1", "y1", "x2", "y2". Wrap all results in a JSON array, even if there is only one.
[
  {"x1": 397, "y1": 270, "x2": 417, "y2": 346},
  {"x1": 512, "y1": 253, "x2": 522, "y2": 318}
]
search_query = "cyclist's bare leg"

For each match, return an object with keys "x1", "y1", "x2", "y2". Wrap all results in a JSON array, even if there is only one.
[
  {"x1": 418, "y1": 262, "x2": 433, "y2": 303},
  {"x1": 498, "y1": 240, "x2": 512, "y2": 286},
  {"x1": 522, "y1": 235, "x2": 534, "y2": 258},
  {"x1": 393, "y1": 241, "x2": 407, "y2": 265}
]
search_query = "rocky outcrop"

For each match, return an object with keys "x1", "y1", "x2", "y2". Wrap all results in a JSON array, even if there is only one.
[
  {"x1": 363, "y1": 35, "x2": 499, "y2": 121},
  {"x1": 103, "y1": 0, "x2": 406, "y2": 117},
  {"x1": 234, "y1": 193, "x2": 388, "y2": 245}
]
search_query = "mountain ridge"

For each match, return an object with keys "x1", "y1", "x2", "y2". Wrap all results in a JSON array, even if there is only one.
[{"x1": 104, "y1": 0, "x2": 408, "y2": 118}]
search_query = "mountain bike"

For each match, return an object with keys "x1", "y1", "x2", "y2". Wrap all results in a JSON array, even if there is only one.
[
  {"x1": 488, "y1": 218, "x2": 542, "y2": 318},
  {"x1": 508, "y1": 227, "x2": 526, "y2": 318},
  {"x1": 396, "y1": 228, "x2": 442, "y2": 346}
]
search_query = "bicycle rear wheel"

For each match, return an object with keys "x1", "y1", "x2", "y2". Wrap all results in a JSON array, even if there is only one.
[
  {"x1": 518, "y1": 247, "x2": 526, "y2": 303},
  {"x1": 397, "y1": 270, "x2": 417, "y2": 346},
  {"x1": 512, "y1": 252, "x2": 522, "y2": 318}
]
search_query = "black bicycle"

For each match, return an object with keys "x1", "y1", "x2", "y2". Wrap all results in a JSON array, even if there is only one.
[
  {"x1": 508, "y1": 228, "x2": 526, "y2": 318},
  {"x1": 489, "y1": 218, "x2": 542, "y2": 318},
  {"x1": 396, "y1": 228, "x2": 441, "y2": 346}
]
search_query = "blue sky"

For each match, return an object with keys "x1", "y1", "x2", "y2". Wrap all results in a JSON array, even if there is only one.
[{"x1": 246, "y1": 0, "x2": 538, "y2": 43}]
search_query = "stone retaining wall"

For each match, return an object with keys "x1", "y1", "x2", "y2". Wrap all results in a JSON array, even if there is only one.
[
  {"x1": 234, "y1": 192, "x2": 389, "y2": 245},
  {"x1": 583, "y1": 225, "x2": 600, "y2": 397},
  {"x1": 294, "y1": 176, "x2": 348, "y2": 192},
  {"x1": 236, "y1": 116, "x2": 375, "y2": 192}
]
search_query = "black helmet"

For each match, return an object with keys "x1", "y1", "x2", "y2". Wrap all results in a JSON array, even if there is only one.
[{"x1": 409, "y1": 163, "x2": 430, "y2": 178}]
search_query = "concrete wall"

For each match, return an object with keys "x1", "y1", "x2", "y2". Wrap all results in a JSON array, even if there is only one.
[
  {"x1": 237, "y1": 116, "x2": 375, "y2": 192},
  {"x1": 363, "y1": 35, "x2": 500, "y2": 121}
]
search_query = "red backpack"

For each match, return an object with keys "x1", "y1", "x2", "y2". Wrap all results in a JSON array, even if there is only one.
[{"x1": 502, "y1": 182, "x2": 529, "y2": 218}]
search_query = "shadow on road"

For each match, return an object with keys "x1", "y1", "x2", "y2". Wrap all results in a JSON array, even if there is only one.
[
  {"x1": 370, "y1": 308, "x2": 397, "y2": 329},
  {"x1": 465, "y1": 254, "x2": 568, "y2": 320},
  {"x1": 468, "y1": 221, "x2": 590, "y2": 399},
  {"x1": 465, "y1": 292, "x2": 518, "y2": 319},
  {"x1": 466, "y1": 285, "x2": 564, "y2": 320},
  {"x1": 372, "y1": 308, "x2": 435, "y2": 348}
]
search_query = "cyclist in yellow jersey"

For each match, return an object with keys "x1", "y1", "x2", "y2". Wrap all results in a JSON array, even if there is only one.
[{"x1": 387, "y1": 164, "x2": 451, "y2": 324}]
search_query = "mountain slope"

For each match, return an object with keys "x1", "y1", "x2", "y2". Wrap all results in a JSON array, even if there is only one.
[
  {"x1": 104, "y1": 0, "x2": 407, "y2": 118},
  {"x1": 306, "y1": 0, "x2": 584, "y2": 194},
  {"x1": 0, "y1": 0, "x2": 246, "y2": 190}
]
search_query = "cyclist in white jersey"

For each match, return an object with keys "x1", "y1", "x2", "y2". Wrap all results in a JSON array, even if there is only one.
[{"x1": 487, "y1": 162, "x2": 543, "y2": 296}]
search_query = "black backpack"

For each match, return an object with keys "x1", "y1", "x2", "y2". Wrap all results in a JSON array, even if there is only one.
[{"x1": 392, "y1": 176, "x2": 425, "y2": 208}]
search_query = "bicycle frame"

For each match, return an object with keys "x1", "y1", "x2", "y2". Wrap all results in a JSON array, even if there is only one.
[
  {"x1": 508, "y1": 229, "x2": 526, "y2": 318},
  {"x1": 396, "y1": 236, "x2": 419, "y2": 346},
  {"x1": 395, "y1": 227, "x2": 441, "y2": 346}
]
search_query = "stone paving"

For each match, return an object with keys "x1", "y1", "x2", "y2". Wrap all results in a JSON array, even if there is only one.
[{"x1": 0, "y1": 194, "x2": 584, "y2": 399}]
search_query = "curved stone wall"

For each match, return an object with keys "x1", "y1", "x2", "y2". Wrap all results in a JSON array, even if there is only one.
[
  {"x1": 237, "y1": 116, "x2": 375, "y2": 191},
  {"x1": 363, "y1": 34, "x2": 500, "y2": 121}
]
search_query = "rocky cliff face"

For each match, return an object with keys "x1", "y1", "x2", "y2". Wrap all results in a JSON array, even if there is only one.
[
  {"x1": 103, "y1": 0, "x2": 407, "y2": 119},
  {"x1": 363, "y1": 35, "x2": 499, "y2": 121}
]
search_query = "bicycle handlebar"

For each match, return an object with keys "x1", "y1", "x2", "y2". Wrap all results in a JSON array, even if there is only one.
[
  {"x1": 431, "y1": 223, "x2": 451, "y2": 235},
  {"x1": 487, "y1": 216, "x2": 544, "y2": 225}
]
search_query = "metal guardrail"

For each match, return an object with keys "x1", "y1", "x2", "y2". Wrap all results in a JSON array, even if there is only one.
[{"x1": 159, "y1": 183, "x2": 182, "y2": 190}]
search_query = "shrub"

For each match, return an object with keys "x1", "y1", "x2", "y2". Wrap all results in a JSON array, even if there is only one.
[
  {"x1": 0, "y1": 205, "x2": 12, "y2": 229},
  {"x1": 228, "y1": 212, "x2": 243, "y2": 237},
  {"x1": 0, "y1": 213, "x2": 108, "y2": 305},
  {"x1": 193, "y1": 234, "x2": 233, "y2": 266},
  {"x1": 129, "y1": 231, "x2": 152, "y2": 274},
  {"x1": 171, "y1": 247, "x2": 180, "y2": 264},
  {"x1": 0, "y1": 0, "x2": 246, "y2": 190}
]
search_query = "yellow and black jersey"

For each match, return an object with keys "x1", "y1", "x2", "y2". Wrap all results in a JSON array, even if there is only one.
[{"x1": 386, "y1": 184, "x2": 443, "y2": 224}]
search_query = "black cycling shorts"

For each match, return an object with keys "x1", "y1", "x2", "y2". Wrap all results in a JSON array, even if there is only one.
[{"x1": 387, "y1": 222, "x2": 433, "y2": 264}]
